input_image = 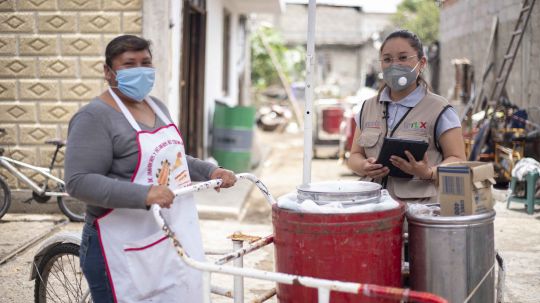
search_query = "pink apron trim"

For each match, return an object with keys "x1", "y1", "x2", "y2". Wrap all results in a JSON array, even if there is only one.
[
  {"x1": 95, "y1": 217, "x2": 119, "y2": 303},
  {"x1": 123, "y1": 236, "x2": 168, "y2": 252}
]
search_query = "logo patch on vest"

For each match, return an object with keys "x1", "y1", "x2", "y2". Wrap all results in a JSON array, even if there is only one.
[
  {"x1": 404, "y1": 121, "x2": 427, "y2": 130},
  {"x1": 364, "y1": 121, "x2": 382, "y2": 129}
]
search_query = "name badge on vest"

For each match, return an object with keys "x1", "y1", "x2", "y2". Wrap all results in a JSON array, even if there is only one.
[
  {"x1": 364, "y1": 121, "x2": 382, "y2": 129},
  {"x1": 403, "y1": 121, "x2": 428, "y2": 133}
]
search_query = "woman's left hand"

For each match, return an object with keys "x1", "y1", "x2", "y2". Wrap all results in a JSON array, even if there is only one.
[
  {"x1": 390, "y1": 151, "x2": 432, "y2": 180},
  {"x1": 210, "y1": 168, "x2": 237, "y2": 192}
]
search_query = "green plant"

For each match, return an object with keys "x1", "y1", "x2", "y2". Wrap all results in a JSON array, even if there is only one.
[
  {"x1": 391, "y1": 0, "x2": 440, "y2": 45},
  {"x1": 250, "y1": 26, "x2": 305, "y2": 90}
]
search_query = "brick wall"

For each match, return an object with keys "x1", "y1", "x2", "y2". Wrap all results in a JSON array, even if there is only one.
[
  {"x1": 439, "y1": 0, "x2": 540, "y2": 112},
  {"x1": 0, "y1": 0, "x2": 142, "y2": 189}
]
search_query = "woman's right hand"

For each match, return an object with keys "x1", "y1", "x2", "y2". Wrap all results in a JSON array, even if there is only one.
[
  {"x1": 360, "y1": 157, "x2": 390, "y2": 179},
  {"x1": 145, "y1": 185, "x2": 174, "y2": 208}
]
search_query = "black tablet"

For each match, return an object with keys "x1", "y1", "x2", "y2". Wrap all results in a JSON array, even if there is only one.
[{"x1": 376, "y1": 137, "x2": 429, "y2": 178}]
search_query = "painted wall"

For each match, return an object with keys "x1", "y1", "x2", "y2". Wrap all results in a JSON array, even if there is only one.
[{"x1": 439, "y1": 0, "x2": 540, "y2": 112}]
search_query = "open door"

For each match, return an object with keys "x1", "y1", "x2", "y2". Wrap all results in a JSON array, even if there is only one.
[{"x1": 180, "y1": 0, "x2": 206, "y2": 158}]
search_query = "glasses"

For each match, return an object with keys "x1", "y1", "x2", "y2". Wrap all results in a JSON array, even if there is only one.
[{"x1": 379, "y1": 55, "x2": 417, "y2": 64}]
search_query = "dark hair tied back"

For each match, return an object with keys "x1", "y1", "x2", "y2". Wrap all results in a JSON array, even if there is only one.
[{"x1": 380, "y1": 29, "x2": 424, "y2": 59}]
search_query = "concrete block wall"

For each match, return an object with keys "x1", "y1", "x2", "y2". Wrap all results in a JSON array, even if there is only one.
[
  {"x1": 0, "y1": 0, "x2": 142, "y2": 189},
  {"x1": 439, "y1": 0, "x2": 540, "y2": 112}
]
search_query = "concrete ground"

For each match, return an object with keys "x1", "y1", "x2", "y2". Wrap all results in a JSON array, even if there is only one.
[{"x1": 1, "y1": 129, "x2": 539, "y2": 302}]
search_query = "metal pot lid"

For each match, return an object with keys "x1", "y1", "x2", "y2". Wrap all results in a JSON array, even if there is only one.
[{"x1": 296, "y1": 181, "x2": 382, "y2": 205}]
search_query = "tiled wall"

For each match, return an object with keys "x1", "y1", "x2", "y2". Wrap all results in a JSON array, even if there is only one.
[{"x1": 0, "y1": 0, "x2": 142, "y2": 188}]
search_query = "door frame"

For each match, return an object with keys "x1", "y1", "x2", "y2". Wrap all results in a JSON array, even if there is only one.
[{"x1": 180, "y1": 0, "x2": 207, "y2": 158}]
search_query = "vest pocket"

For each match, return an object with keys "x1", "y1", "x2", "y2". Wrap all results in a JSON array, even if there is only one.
[
  {"x1": 358, "y1": 130, "x2": 381, "y2": 148},
  {"x1": 123, "y1": 231, "x2": 183, "y2": 300}
]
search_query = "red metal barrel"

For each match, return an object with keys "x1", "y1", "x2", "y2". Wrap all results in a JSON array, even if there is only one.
[
  {"x1": 272, "y1": 202, "x2": 405, "y2": 303},
  {"x1": 321, "y1": 107, "x2": 344, "y2": 134}
]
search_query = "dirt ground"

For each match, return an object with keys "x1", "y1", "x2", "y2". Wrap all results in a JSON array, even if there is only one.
[{"x1": 0, "y1": 129, "x2": 539, "y2": 302}]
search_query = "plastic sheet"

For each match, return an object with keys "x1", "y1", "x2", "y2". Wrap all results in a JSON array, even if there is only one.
[
  {"x1": 407, "y1": 203, "x2": 441, "y2": 217},
  {"x1": 277, "y1": 189, "x2": 399, "y2": 213}
]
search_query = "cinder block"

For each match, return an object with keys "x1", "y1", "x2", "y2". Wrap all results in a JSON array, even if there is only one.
[
  {"x1": 39, "y1": 102, "x2": 78, "y2": 122},
  {"x1": 0, "y1": 80, "x2": 16, "y2": 100},
  {"x1": 103, "y1": 34, "x2": 118, "y2": 50},
  {"x1": 19, "y1": 124, "x2": 57, "y2": 145},
  {"x1": 18, "y1": 0, "x2": 56, "y2": 10},
  {"x1": 80, "y1": 57, "x2": 105, "y2": 78},
  {"x1": 0, "y1": 123, "x2": 16, "y2": 144},
  {"x1": 57, "y1": 0, "x2": 99, "y2": 10},
  {"x1": 0, "y1": 169, "x2": 17, "y2": 188},
  {"x1": 103, "y1": 0, "x2": 141, "y2": 11},
  {"x1": 20, "y1": 35, "x2": 58, "y2": 55},
  {"x1": 61, "y1": 35, "x2": 101, "y2": 55},
  {"x1": 38, "y1": 57, "x2": 77, "y2": 78},
  {"x1": 122, "y1": 12, "x2": 142, "y2": 33},
  {"x1": 7, "y1": 146, "x2": 36, "y2": 165},
  {"x1": 80, "y1": 12, "x2": 121, "y2": 33},
  {"x1": 60, "y1": 80, "x2": 100, "y2": 100},
  {"x1": 0, "y1": 13, "x2": 34, "y2": 32},
  {"x1": 40, "y1": 147, "x2": 65, "y2": 167},
  {"x1": 20, "y1": 80, "x2": 58, "y2": 100},
  {"x1": 0, "y1": 58, "x2": 36, "y2": 77},
  {"x1": 0, "y1": 0, "x2": 15, "y2": 11},
  {"x1": 37, "y1": 13, "x2": 77, "y2": 33},
  {"x1": 0, "y1": 35, "x2": 16, "y2": 55},
  {"x1": 59, "y1": 125, "x2": 68, "y2": 140},
  {"x1": 0, "y1": 102, "x2": 36, "y2": 122}
]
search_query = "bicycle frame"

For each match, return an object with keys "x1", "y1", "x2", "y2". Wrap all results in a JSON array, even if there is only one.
[{"x1": 0, "y1": 156, "x2": 67, "y2": 197}]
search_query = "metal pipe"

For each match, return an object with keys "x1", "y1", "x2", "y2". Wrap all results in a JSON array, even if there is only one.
[
  {"x1": 202, "y1": 271, "x2": 211, "y2": 303},
  {"x1": 318, "y1": 288, "x2": 330, "y2": 303},
  {"x1": 211, "y1": 285, "x2": 233, "y2": 298},
  {"x1": 236, "y1": 173, "x2": 276, "y2": 205},
  {"x1": 0, "y1": 156, "x2": 65, "y2": 185},
  {"x1": 215, "y1": 235, "x2": 274, "y2": 265},
  {"x1": 250, "y1": 288, "x2": 276, "y2": 303},
  {"x1": 0, "y1": 157, "x2": 43, "y2": 193},
  {"x1": 303, "y1": 0, "x2": 316, "y2": 186},
  {"x1": 233, "y1": 240, "x2": 244, "y2": 303}
]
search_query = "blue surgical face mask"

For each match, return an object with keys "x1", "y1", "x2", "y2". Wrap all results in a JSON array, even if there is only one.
[
  {"x1": 110, "y1": 66, "x2": 155, "y2": 102},
  {"x1": 382, "y1": 61, "x2": 420, "y2": 92}
]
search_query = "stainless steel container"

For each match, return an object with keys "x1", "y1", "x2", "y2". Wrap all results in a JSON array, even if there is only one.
[
  {"x1": 296, "y1": 181, "x2": 381, "y2": 205},
  {"x1": 407, "y1": 209, "x2": 495, "y2": 303}
]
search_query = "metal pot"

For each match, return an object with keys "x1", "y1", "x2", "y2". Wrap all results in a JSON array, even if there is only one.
[{"x1": 296, "y1": 181, "x2": 382, "y2": 205}]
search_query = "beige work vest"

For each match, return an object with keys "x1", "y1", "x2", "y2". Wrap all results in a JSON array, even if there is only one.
[{"x1": 358, "y1": 91, "x2": 450, "y2": 202}]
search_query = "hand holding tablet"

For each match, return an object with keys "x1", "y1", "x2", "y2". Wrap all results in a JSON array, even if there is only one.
[{"x1": 376, "y1": 137, "x2": 429, "y2": 178}]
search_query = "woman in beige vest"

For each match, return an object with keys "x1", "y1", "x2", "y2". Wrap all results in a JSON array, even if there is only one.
[{"x1": 348, "y1": 30, "x2": 466, "y2": 203}]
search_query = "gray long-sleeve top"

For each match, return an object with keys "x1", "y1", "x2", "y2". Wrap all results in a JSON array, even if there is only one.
[{"x1": 65, "y1": 97, "x2": 218, "y2": 223}]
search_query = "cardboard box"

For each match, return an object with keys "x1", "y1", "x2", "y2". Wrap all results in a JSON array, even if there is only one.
[{"x1": 438, "y1": 162, "x2": 496, "y2": 216}]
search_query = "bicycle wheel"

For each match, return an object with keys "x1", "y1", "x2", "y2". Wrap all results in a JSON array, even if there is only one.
[
  {"x1": 0, "y1": 177, "x2": 11, "y2": 219},
  {"x1": 57, "y1": 196, "x2": 85, "y2": 222},
  {"x1": 34, "y1": 243, "x2": 92, "y2": 303}
]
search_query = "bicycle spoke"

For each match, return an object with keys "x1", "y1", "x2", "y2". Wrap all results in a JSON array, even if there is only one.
[
  {"x1": 35, "y1": 261, "x2": 64, "y2": 303},
  {"x1": 52, "y1": 255, "x2": 79, "y2": 301},
  {"x1": 45, "y1": 254, "x2": 87, "y2": 303}
]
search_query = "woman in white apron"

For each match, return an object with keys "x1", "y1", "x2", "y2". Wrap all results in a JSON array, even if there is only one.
[{"x1": 65, "y1": 35, "x2": 236, "y2": 302}]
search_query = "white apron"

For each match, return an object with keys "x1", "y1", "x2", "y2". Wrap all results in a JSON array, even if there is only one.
[{"x1": 95, "y1": 89, "x2": 205, "y2": 303}]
